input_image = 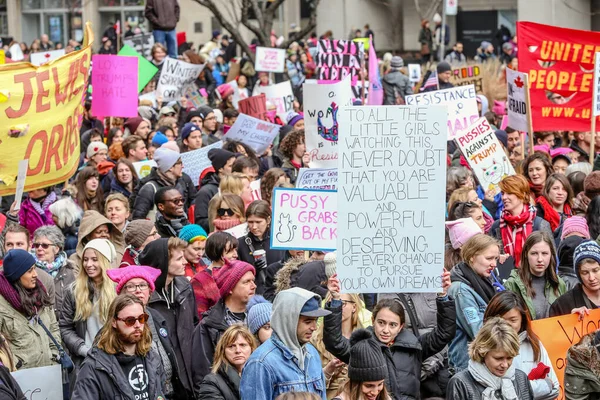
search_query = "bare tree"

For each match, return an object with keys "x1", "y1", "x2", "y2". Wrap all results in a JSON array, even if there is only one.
[{"x1": 193, "y1": 0, "x2": 321, "y2": 63}]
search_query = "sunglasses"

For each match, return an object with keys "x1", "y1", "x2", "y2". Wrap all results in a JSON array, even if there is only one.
[
  {"x1": 166, "y1": 198, "x2": 185, "y2": 205},
  {"x1": 32, "y1": 243, "x2": 54, "y2": 249},
  {"x1": 116, "y1": 313, "x2": 149, "y2": 327},
  {"x1": 217, "y1": 207, "x2": 235, "y2": 217}
]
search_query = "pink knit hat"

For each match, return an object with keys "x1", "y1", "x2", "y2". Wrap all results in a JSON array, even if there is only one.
[
  {"x1": 561, "y1": 216, "x2": 591, "y2": 240},
  {"x1": 445, "y1": 218, "x2": 482, "y2": 249},
  {"x1": 107, "y1": 265, "x2": 162, "y2": 294},
  {"x1": 214, "y1": 260, "x2": 255, "y2": 298}
]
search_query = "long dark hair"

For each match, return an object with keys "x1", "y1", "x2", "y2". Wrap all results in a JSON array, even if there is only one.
[
  {"x1": 15, "y1": 280, "x2": 52, "y2": 318},
  {"x1": 75, "y1": 166, "x2": 104, "y2": 212},
  {"x1": 113, "y1": 158, "x2": 139, "y2": 188},
  {"x1": 587, "y1": 196, "x2": 600, "y2": 240},
  {"x1": 484, "y1": 291, "x2": 541, "y2": 362},
  {"x1": 518, "y1": 231, "x2": 561, "y2": 297}
]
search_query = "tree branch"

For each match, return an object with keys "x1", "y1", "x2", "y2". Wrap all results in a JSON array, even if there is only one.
[
  {"x1": 280, "y1": 0, "x2": 321, "y2": 49},
  {"x1": 239, "y1": 0, "x2": 267, "y2": 45}
]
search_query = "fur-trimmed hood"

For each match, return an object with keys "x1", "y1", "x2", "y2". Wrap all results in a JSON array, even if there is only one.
[{"x1": 274, "y1": 258, "x2": 328, "y2": 299}]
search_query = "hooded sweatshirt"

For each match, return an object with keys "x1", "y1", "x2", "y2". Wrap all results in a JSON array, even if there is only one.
[
  {"x1": 271, "y1": 287, "x2": 320, "y2": 370},
  {"x1": 69, "y1": 210, "x2": 125, "y2": 268},
  {"x1": 477, "y1": 94, "x2": 489, "y2": 116}
]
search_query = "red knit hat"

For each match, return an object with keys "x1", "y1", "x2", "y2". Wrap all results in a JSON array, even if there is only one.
[{"x1": 214, "y1": 260, "x2": 255, "y2": 297}]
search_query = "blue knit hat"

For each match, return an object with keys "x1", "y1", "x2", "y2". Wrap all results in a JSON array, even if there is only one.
[
  {"x1": 247, "y1": 295, "x2": 272, "y2": 335},
  {"x1": 3, "y1": 249, "x2": 36, "y2": 283},
  {"x1": 181, "y1": 122, "x2": 201, "y2": 141},
  {"x1": 178, "y1": 224, "x2": 208, "y2": 243},
  {"x1": 574, "y1": 240, "x2": 600, "y2": 280},
  {"x1": 152, "y1": 132, "x2": 169, "y2": 147}
]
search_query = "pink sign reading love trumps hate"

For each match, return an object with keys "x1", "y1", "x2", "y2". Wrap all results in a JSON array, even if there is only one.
[{"x1": 91, "y1": 55, "x2": 139, "y2": 118}]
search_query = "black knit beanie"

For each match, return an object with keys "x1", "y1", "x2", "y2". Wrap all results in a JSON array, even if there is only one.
[
  {"x1": 348, "y1": 329, "x2": 388, "y2": 382},
  {"x1": 209, "y1": 148, "x2": 236, "y2": 173}
]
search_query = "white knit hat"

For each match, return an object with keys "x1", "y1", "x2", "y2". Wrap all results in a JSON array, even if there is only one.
[{"x1": 83, "y1": 238, "x2": 116, "y2": 263}]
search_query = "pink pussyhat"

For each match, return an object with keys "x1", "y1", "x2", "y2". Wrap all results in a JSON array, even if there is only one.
[
  {"x1": 107, "y1": 265, "x2": 162, "y2": 294},
  {"x1": 445, "y1": 218, "x2": 482, "y2": 249}
]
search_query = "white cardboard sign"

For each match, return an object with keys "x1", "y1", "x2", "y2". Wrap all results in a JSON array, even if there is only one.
[
  {"x1": 255, "y1": 81, "x2": 295, "y2": 122},
  {"x1": 337, "y1": 105, "x2": 447, "y2": 293},
  {"x1": 156, "y1": 57, "x2": 205, "y2": 101},
  {"x1": 296, "y1": 168, "x2": 338, "y2": 190},
  {"x1": 506, "y1": 68, "x2": 530, "y2": 131},
  {"x1": 30, "y1": 49, "x2": 65, "y2": 66},
  {"x1": 255, "y1": 47, "x2": 286, "y2": 73},
  {"x1": 224, "y1": 113, "x2": 280, "y2": 155},
  {"x1": 180, "y1": 141, "x2": 222, "y2": 186},
  {"x1": 12, "y1": 364, "x2": 62, "y2": 399}
]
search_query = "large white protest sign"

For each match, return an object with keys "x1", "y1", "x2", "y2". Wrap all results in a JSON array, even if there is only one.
[
  {"x1": 296, "y1": 168, "x2": 338, "y2": 190},
  {"x1": 156, "y1": 57, "x2": 205, "y2": 101},
  {"x1": 406, "y1": 85, "x2": 478, "y2": 140},
  {"x1": 180, "y1": 141, "x2": 222, "y2": 185},
  {"x1": 594, "y1": 52, "x2": 600, "y2": 116},
  {"x1": 337, "y1": 105, "x2": 447, "y2": 293},
  {"x1": 455, "y1": 117, "x2": 515, "y2": 195},
  {"x1": 270, "y1": 188, "x2": 337, "y2": 251},
  {"x1": 255, "y1": 47, "x2": 286, "y2": 73},
  {"x1": 224, "y1": 113, "x2": 280, "y2": 154},
  {"x1": 30, "y1": 49, "x2": 65, "y2": 66},
  {"x1": 304, "y1": 77, "x2": 354, "y2": 169},
  {"x1": 255, "y1": 81, "x2": 295, "y2": 122},
  {"x1": 12, "y1": 364, "x2": 62, "y2": 399},
  {"x1": 506, "y1": 68, "x2": 530, "y2": 131},
  {"x1": 133, "y1": 159, "x2": 157, "y2": 179}
]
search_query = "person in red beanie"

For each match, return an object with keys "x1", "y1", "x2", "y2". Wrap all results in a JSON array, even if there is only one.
[{"x1": 191, "y1": 259, "x2": 256, "y2": 388}]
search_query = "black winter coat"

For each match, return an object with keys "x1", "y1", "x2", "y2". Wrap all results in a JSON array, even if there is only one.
[
  {"x1": 72, "y1": 346, "x2": 166, "y2": 399},
  {"x1": 147, "y1": 277, "x2": 198, "y2": 397},
  {"x1": 131, "y1": 167, "x2": 197, "y2": 220},
  {"x1": 59, "y1": 287, "x2": 90, "y2": 367},
  {"x1": 446, "y1": 368, "x2": 533, "y2": 400},
  {"x1": 196, "y1": 364, "x2": 241, "y2": 399},
  {"x1": 0, "y1": 364, "x2": 24, "y2": 400},
  {"x1": 323, "y1": 297, "x2": 456, "y2": 400},
  {"x1": 192, "y1": 299, "x2": 228, "y2": 391},
  {"x1": 550, "y1": 283, "x2": 598, "y2": 317},
  {"x1": 194, "y1": 173, "x2": 220, "y2": 232},
  {"x1": 237, "y1": 232, "x2": 285, "y2": 295}
]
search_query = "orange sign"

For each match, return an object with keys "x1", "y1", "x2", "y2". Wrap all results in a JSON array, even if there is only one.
[{"x1": 531, "y1": 309, "x2": 600, "y2": 400}]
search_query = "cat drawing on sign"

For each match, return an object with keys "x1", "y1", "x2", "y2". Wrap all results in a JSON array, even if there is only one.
[
  {"x1": 481, "y1": 157, "x2": 510, "y2": 192},
  {"x1": 276, "y1": 214, "x2": 297, "y2": 243},
  {"x1": 317, "y1": 102, "x2": 339, "y2": 142}
]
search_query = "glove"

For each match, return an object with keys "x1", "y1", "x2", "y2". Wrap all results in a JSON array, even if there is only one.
[
  {"x1": 528, "y1": 362, "x2": 550, "y2": 380},
  {"x1": 255, "y1": 257, "x2": 267, "y2": 271}
]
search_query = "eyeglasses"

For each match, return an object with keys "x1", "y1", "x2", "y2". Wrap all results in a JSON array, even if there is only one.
[
  {"x1": 115, "y1": 313, "x2": 149, "y2": 327},
  {"x1": 217, "y1": 207, "x2": 235, "y2": 217},
  {"x1": 147, "y1": 231, "x2": 159, "y2": 239},
  {"x1": 166, "y1": 198, "x2": 185, "y2": 205},
  {"x1": 123, "y1": 283, "x2": 150, "y2": 293},
  {"x1": 32, "y1": 243, "x2": 54, "y2": 249},
  {"x1": 341, "y1": 300, "x2": 355, "y2": 307}
]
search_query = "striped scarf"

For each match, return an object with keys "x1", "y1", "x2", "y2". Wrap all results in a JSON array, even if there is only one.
[{"x1": 500, "y1": 204, "x2": 536, "y2": 267}]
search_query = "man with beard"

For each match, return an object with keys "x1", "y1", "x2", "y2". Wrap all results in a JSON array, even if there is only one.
[
  {"x1": 72, "y1": 294, "x2": 166, "y2": 399},
  {"x1": 155, "y1": 186, "x2": 190, "y2": 238}
]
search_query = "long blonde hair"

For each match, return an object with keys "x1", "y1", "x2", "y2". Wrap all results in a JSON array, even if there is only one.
[
  {"x1": 74, "y1": 248, "x2": 117, "y2": 322},
  {"x1": 211, "y1": 324, "x2": 257, "y2": 374},
  {"x1": 313, "y1": 292, "x2": 364, "y2": 357}
]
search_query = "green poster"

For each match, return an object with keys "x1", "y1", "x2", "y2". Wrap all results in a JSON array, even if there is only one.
[{"x1": 118, "y1": 44, "x2": 159, "y2": 93}]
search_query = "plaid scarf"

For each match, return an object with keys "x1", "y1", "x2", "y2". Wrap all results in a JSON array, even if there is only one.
[{"x1": 500, "y1": 204, "x2": 536, "y2": 267}]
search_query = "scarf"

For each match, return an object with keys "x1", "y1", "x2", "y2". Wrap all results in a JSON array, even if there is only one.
[
  {"x1": 500, "y1": 204, "x2": 536, "y2": 267},
  {"x1": 157, "y1": 169, "x2": 177, "y2": 186},
  {"x1": 468, "y1": 359, "x2": 518, "y2": 400},
  {"x1": 454, "y1": 262, "x2": 497, "y2": 303},
  {"x1": 33, "y1": 251, "x2": 67, "y2": 278},
  {"x1": 529, "y1": 181, "x2": 544, "y2": 199},
  {"x1": 213, "y1": 217, "x2": 242, "y2": 232},
  {"x1": 0, "y1": 274, "x2": 46, "y2": 316},
  {"x1": 30, "y1": 191, "x2": 56, "y2": 216},
  {"x1": 536, "y1": 196, "x2": 572, "y2": 231}
]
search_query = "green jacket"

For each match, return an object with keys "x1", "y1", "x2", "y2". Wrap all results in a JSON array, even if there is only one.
[
  {"x1": 0, "y1": 293, "x2": 60, "y2": 370},
  {"x1": 564, "y1": 332, "x2": 600, "y2": 400},
  {"x1": 504, "y1": 269, "x2": 567, "y2": 319}
]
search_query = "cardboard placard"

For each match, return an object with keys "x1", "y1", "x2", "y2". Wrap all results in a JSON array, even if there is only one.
[
  {"x1": 506, "y1": 68, "x2": 531, "y2": 132},
  {"x1": 91, "y1": 55, "x2": 139, "y2": 118},
  {"x1": 12, "y1": 364, "x2": 62, "y2": 399},
  {"x1": 406, "y1": 85, "x2": 479, "y2": 140},
  {"x1": 255, "y1": 47, "x2": 286, "y2": 73},
  {"x1": 531, "y1": 309, "x2": 600, "y2": 400},
  {"x1": 133, "y1": 160, "x2": 157, "y2": 179},
  {"x1": 408, "y1": 64, "x2": 422, "y2": 84},
  {"x1": 304, "y1": 78, "x2": 354, "y2": 169},
  {"x1": 270, "y1": 188, "x2": 337, "y2": 251},
  {"x1": 455, "y1": 117, "x2": 515, "y2": 195},
  {"x1": 156, "y1": 57, "x2": 205, "y2": 102},
  {"x1": 225, "y1": 222, "x2": 249, "y2": 239},
  {"x1": 250, "y1": 179, "x2": 262, "y2": 201},
  {"x1": 123, "y1": 32, "x2": 155, "y2": 61},
  {"x1": 118, "y1": 44, "x2": 159, "y2": 92},
  {"x1": 317, "y1": 40, "x2": 364, "y2": 85},
  {"x1": 238, "y1": 94, "x2": 267, "y2": 120},
  {"x1": 254, "y1": 81, "x2": 295, "y2": 122},
  {"x1": 337, "y1": 105, "x2": 447, "y2": 293},
  {"x1": 224, "y1": 114, "x2": 280, "y2": 155},
  {"x1": 226, "y1": 62, "x2": 241, "y2": 83},
  {"x1": 13, "y1": 159, "x2": 29, "y2": 211},
  {"x1": 296, "y1": 168, "x2": 338, "y2": 190},
  {"x1": 29, "y1": 49, "x2": 65, "y2": 66},
  {"x1": 179, "y1": 141, "x2": 222, "y2": 186},
  {"x1": 451, "y1": 64, "x2": 483, "y2": 92}
]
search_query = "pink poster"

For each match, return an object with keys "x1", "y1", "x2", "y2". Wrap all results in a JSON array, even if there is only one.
[{"x1": 92, "y1": 55, "x2": 138, "y2": 118}]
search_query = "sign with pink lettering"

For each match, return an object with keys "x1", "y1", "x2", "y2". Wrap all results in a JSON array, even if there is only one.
[
  {"x1": 255, "y1": 47, "x2": 286, "y2": 73},
  {"x1": 224, "y1": 113, "x2": 280, "y2": 154},
  {"x1": 255, "y1": 81, "x2": 295, "y2": 122},
  {"x1": 304, "y1": 77, "x2": 354, "y2": 169},
  {"x1": 270, "y1": 188, "x2": 337, "y2": 251},
  {"x1": 91, "y1": 55, "x2": 139, "y2": 117}
]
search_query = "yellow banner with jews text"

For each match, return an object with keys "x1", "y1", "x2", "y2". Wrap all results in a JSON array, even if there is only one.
[{"x1": 0, "y1": 22, "x2": 94, "y2": 195}]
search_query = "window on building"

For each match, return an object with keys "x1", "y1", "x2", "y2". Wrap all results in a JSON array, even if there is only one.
[
  {"x1": 0, "y1": 0, "x2": 7, "y2": 36},
  {"x1": 21, "y1": 0, "x2": 81, "y2": 46},
  {"x1": 300, "y1": 0, "x2": 314, "y2": 19},
  {"x1": 99, "y1": 0, "x2": 147, "y2": 40}
]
